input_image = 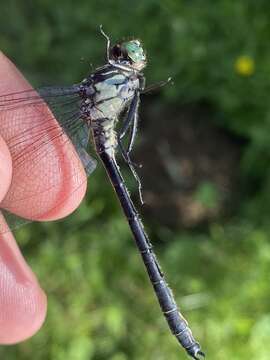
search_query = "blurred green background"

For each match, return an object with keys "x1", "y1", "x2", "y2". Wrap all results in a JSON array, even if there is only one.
[{"x1": 1, "y1": 1, "x2": 270, "y2": 359}]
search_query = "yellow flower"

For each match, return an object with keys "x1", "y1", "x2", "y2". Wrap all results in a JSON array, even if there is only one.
[{"x1": 234, "y1": 55, "x2": 255, "y2": 76}]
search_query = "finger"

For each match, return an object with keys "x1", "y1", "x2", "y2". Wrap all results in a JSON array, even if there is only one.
[
  {"x1": 0, "y1": 52, "x2": 87, "y2": 222},
  {"x1": 0, "y1": 52, "x2": 49, "y2": 344},
  {"x1": 0, "y1": 134, "x2": 12, "y2": 203},
  {"x1": 0, "y1": 214, "x2": 47, "y2": 344}
]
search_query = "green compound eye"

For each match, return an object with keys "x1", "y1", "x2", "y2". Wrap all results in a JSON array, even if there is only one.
[{"x1": 123, "y1": 40, "x2": 146, "y2": 63}]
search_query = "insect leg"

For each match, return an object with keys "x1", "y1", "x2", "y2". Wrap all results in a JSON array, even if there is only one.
[
  {"x1": 119, "y1": 92, "x2": 140, "y2": 141},
  {"x1": 126, "y1": 98, "x2": 139, "y2": 155},
  {"x1": 99, "y1": 25, "x2": 111, "y2": 62},
  {"x1": 141, "y1": 77, "x2": 172, "y2": 95},
  {"x1": 99, "y1": 26, "x2": 133, "y2": 72},
  {"x1": 117, "y1": 134, "x2": 144, "y2": 204}
]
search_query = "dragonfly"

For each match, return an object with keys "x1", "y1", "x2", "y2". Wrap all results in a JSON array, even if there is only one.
[{"x1": 0, "y1": 27, "x2": 204, "y2": 359}]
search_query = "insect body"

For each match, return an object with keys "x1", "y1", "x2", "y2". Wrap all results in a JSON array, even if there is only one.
[{"x1": 78, "y1": 29, "x2": 205, "y2": 359}]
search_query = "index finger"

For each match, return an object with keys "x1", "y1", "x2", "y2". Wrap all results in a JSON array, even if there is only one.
[{"x1": 0, "y1": 52, "x2": 87, "y2": 223}]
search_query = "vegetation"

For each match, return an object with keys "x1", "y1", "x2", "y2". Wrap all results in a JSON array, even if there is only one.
[{"x1": 1, "y1": 1, "x2": 270, "y2": 359}]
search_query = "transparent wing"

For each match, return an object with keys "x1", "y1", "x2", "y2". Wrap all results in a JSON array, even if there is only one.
[
  {"x1": 40, "y1": 86, "x2": 96, "y2": 174},
  {"x1": 0, "y1": 85, "x2": 96, "y2": 233},
  {"x1": 64, "y1": 117, "x2": 97, "y2": 176}
]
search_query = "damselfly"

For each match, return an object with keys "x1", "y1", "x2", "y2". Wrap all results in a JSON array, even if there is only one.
[{"x1": 0, "y1": 27, "x2": 204, "y2": 359}]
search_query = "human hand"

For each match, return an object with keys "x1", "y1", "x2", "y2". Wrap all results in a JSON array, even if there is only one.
[{"x1": 0, "y1": 52, "x2": 87, "y2": 344}]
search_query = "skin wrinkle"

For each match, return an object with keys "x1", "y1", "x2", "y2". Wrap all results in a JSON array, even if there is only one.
[
  {"x1": 0, "y1": 88, "x2": 87, "y2": 220},
  {"x1": 0, "y1": 52, "x2": 88, "y2": 221}
]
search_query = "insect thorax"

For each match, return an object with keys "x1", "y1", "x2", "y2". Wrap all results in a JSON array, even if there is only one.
[{"x1": 80, "y1": 66, "x2": 140, "y2": 155}]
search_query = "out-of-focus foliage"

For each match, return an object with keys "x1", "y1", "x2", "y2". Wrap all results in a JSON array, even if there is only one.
[{"x1": 1, "y1": 1, "x2": 270, "y2": 359}]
